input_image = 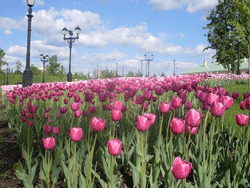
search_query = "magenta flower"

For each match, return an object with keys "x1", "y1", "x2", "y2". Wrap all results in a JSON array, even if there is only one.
[
  {"x1": 71, "y1": 102, "x2": 81, "y2": 111},
  {"x1": 222, "y1": 96, "x2": 233, "y2": 109},
  {"x1": 136, "y1": 115, "x2": 150, "y2": 131},
  {"x1": 185, "y1": 109, "x2": 202, "y2": 127},
  {"x1": 42, "y1": 137, "x2": 55, "y2": 150},
  {"x1": 60, "y1": 107, "x2": 68, "y2": 114},
  {"x1": 206, "y1": 93, "x2": 219, "y2": 105},
  {"x1": 240, "y1": 101, "x2": 246, "y2": 110},
  {"x1": 184, "y1": 101, "x2": 192, "y2": 109},
  {"x1": 70, "y1": 127, "x2": 83, "y2": 142},
  {"x1": 171, "y1": 156, "x2": 192, "y2": 179},
  {"x1": 143, "y1": 113, "x2": 156, "y2": 126},
  {"x1": 235, "y1": 114, "x2": 249, "y2": 126},
  {"x1": 108, "y1": 138, "x2": 122, "y2": 156},
  {"x1": 210, "y1": 101, "x2": 226, "y2": 117},
  {"x1": 160, "y1": 102, "x2": 170, "y2": 113},
  {"x1": 44, "y1": 125, "x2": 52, "y2": 134},
  {"x1": 232, "y1": 92, "x2": 239, "y2": 99},
  {"x1": 171, "y1": 97, "x2": 182, "y2": 109},
  {"x1": 113, "y1": 101, "x2": 123, "y2": 110},
  {"x1": 185, "y1": 125, "x2": 198, "y2": 135},
  {"x1": 111, "y1": 109, "x2": 122, "y2": 121},
  {"x1": 53, "y1": 127, "x2": 60, "y2": 135},
  {"x1": 74, "y1": 110, "x2": 82, "y2": 118},
  {"x1": 44, "y1": 112, "x2": 49, "y2": 119},
  {"x1": 64, "y1": 98, "x2": 68, "y2": 104},
  {"x1": 91, "y1": 117, "x2": 106, "y2": 132},
  {"x1": 170, "y1": 118, "x2": 185, "y2": 134},
  {"x1": 89, "y1": 106, "x2": 97, "y2": 113}
]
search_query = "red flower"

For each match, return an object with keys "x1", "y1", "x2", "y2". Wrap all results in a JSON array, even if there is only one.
[{"x1": 235, "y1": 114, "x2": 249, "y2": 126}]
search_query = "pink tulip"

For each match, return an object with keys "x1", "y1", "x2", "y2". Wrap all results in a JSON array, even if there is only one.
[
  {"x1": 170, "y1": 118, "x2": 185, "y2": 134},
  {"x1": 143, "y1": 90, "x2": 152, "y2": 101},
  {"x1": 108, "y1": 138, "x2": 122, "y2": 156},
  {"x1": 171, "y1": 97, "x2": 182, "y2": 109},
  {"x1": 46, "y1": 107, "x2": 50, "y2": 112},
  {"x1": 232, "y1": 92, "x2": 239, "y2": 99},
  {"x1": 185, "y1": 125, "x2": 198, "y2": 135},
  {"x1": 184, "y1": 101, "x2": 192, "y2": 109},
  {"x1": 71, "y1": 102, "x2": 81, "y2": 111},
  {"x1": 42, "y1": 137, "x2": 55, "y2": 150},
  {"x1": 210, "y1": 101, "x2": 226, "y2": 117},
  {"x1": 53, "y1": 127, "x2": 60, "y2": 135},
  {"x1": 74, "y1": 110, "x2": 82, "y2": 118},
  {"x1": 111, "y1": 109, "x2": 122, "y2": 121},
  {"x1": 44, "y1": 112, "x2": 49, "y2": 119},
  {"x1": 89, "y1": 106, "x2": 97, "y2": 113},
  {"x1": 70, "y1": 127, "x2": 83, "y2": 142},
  {"x1": 160, "y1": 102, "x2": 170, "y2": 113},
  {"x1": 27, "y1": 120, "x2": 33, "y2": 127},
  {"x1": 91, "y1": 117, "x2": 106, "y2": 132},
  {"x1": 60, "y1": 107, "x2": 68, "y2": 114},
  {"x1": 136, "y1": 115, "x2": 150, "y2": 131},
  {"x1": 240, "y1": 101, "x2": 246, "y2": 110},
  {"x1": 171, "y1": 156, "x2": 192, "y2": 179},
  {"x1": 143, "y1": 113, "x2": 156, "y2": 126},
  {"x1": 113, "y1": 101, "x2": 123, "y2": 110},
  {"x1": 44, "y1": 125, "x2": 52, "y2": 134},
  {"x1": 185, "y1": 109, "x2": 202, "y2": 127},
  {"x1": 235, "y1": 114, "x2": 249, "y2": 126},
  {"x1": 64, "y1": 98, "x2": 68, "y2": 104},
  {"x1": 222, "y1": 96, "x2": 233, "y2": 109},
  {"x1": 206, "y1": 93, "x2": 219, "y2": 105}
]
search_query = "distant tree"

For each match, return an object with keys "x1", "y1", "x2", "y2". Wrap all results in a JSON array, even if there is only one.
[
  {"x1": 47, "y1": 55, "x2": 61, "y2": 76},
  {"x1": 0, "y1": 48, "x2": 8, "y2": 72},
  {"x1": 153, "y1": 73, "x2": 157, "y2": 77},
  {"x1": 127, "y1": 71, "x2": 135, "y2": 77},
  {"x1": 161, "y1": 72, "x2": 165, "y2": 77},
  {"x1": 31, "y1": 64, "x2": 42, "y2": 75},
  {"x1": 14, "y1": 60, "x2": 23, "y2": 75},
  {"x1": 203, "y1": 0, "x2": 248, "y2": 72}
]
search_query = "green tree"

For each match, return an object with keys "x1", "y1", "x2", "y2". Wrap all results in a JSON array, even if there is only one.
[
  {"x1": 127, "y1": 71, "x2": 135, "y2": 77},
  {"x1": 47, "y1": 55, "x2": 60, "y2": 76},
  {"x1": 31, "y1": 64, "x2": 42, "y2": 75},
  {"x1": 203, "y1": 0, "x2": 248, "y2": 72},
  {"x1": 0, "y1": 48, "x2": 8, "y2": 72},
  {"x1": 14, "y1": 60, "x2": 23, "y2": 75}
]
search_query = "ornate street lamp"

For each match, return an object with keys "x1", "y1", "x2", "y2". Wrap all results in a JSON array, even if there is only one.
[
  {"x1": 40, "y1": 54, "x2": 49, "y2": 83},
  {"x1": 62, "y1": 26, "x2": 81, "y2": 82},
  {"x1": 144, "y1": 54, "x2": 154, "y2": 77},
  {"x1": 6, "y1": 67, "x2": 9, "y2": 85},
  {"x1": 23, "y1": 0, "x2": 36, "y2": 87},
  {"x1": 237, "y1": 37, "x2": 241, "y2": 75}
]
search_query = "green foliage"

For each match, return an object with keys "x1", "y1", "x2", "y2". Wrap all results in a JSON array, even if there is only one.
[
  {"x1": 30, "y1": 64, "x2": 42, "y2": 75},
  {"x1": 14, "y1": 61, "x2": 23, "y2": 75},
  {"x1": 46, "y1": 55, "x2": 61, "y2": 76},
  {"x1": 203, "y1": 0, "x2": 248, "y2": 72},
  {"x1": 0, "y1": 48, "x2": 8, "y2": 71}
]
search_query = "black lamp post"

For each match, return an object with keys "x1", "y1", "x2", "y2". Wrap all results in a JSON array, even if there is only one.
[
  {"x1": 173, "y1": 59, "x2": 176, "y2": 75},
  {"x1": 62, "y1": 26, "x2": 81, "y2": 82},
  {"x1": 6, "y1": 67, "x2": 9, "y2": 85},
  {"x1": 144, "y1": 54, "x2": 154, "y2": 77},
  {"x1": 237, "y1": 37, "x2": 241, "y2": 75},
  {"x1": 23, "y1": 0, "x2": 36, "y2": 87},
  {"x1": 3, "y1": 69, "x2": 5, "y2": 85},
  {"x1": 141, "y1": 60, "x2": 143, "y2": 77},
  {"x1": 40, "y1": 54, "x2": 49, "y2": 83}
]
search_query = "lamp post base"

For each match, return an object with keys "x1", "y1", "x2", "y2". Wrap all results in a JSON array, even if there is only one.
[
  {"x1": 67, "y1": 72, "x2": 72, "y2": 82},
  {"x1": 23, "y1": 70, "x2": 33, "y2": 87}
]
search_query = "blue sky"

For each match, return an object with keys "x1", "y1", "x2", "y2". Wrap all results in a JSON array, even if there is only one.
[{"x1": 0, "y1": 0, "x2": 217, "y2": 76}]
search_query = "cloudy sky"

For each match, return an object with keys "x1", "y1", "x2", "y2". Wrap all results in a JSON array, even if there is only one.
[{"x1": 0, "y1": 0, "x2": 217, "y2": 76}]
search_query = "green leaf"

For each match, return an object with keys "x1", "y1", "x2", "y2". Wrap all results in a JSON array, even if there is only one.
[{"x1": 128, "y1": 161, "x2": 141, "y2": 188}]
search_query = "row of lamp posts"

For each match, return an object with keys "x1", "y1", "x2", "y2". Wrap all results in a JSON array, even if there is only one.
[{"x1": 21, "y1": 0, "x2": 241, "y2": 87}]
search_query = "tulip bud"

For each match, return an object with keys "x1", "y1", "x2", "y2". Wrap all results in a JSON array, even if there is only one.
[
  {"x1": 235, "y1": 114, "x2": 249, "y2": 126},
  {"x1": 111, "y1": 109, "x2": 122, "y2": 121},
  {"x1": 53, "y1": 127, "x2": 60, "y2": 135},
  {"x1": 91, "y1": 117, "x2": 106, "y2": 132},
  {"x1": 44, "y1": 125, "x2": 52, "y2": 134},
  {"x1": 108, "y1": 138, "x2": 122, "y2": 156},
  {"x1": 42, "y1": 137, "x2": 55, "y2": 150},
  {"x1": 171, "y1": 156, "x2": 192, "y2": 179},
  {"x1": 170, "y1": 118, "x2": 185, "y2": 134},
  {"x1": 171, "y1": 97, "x2": 182, "y2": 109},
  {"x1": 74, "y1": 110, "x2": 82, "y2": 118},
  {"x1": 210, "y1": 101, "x2": 226, "y2": 117},
  {"x1": 185, "y1": 109, "x2": 202, "y2": 127},
  {"x1": 71, "y1": 102, "x2": 81, "y2": 111},
  {"x1": 185, "y1": 125, "x2": 198, "y2": 135},
  {"x1": 70, "y1": 127, "x2": 83, "y2": 142},
  {"x1": 136, "y1": 116, "x2": 150, "y2": 131}
]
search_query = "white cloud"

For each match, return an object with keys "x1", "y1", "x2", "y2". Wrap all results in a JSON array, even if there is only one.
[
  {"x1": 184, "y1": 43, "x2": 215, "y2": 56},
  {"x1": 150, "y1": 0, "x2": 218, "y2": 13}
]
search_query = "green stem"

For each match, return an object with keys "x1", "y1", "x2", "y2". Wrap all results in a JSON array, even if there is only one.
[
  {"x1": 73, "y1": 142, "x2": 77, "y2": 188},
  {"x1": 89, "y1": 134, "x2": 97, "y2": 186},
  {"x1": 174, "y1": 179, "x2": 178, "y2": 188},
  {"x1": 235, "y1": 127, "x2": 242, "y2": 161},
  {"x1": 166, "y1": 111, "x2": 173, "y2": 148},
  {"x1": 209, "y1": 117, "x2": 216, "y2": 183},
  {"x1": 47, "y1": 150, "x2": 50, "y2": 188},
  {"x1": 141, "y1": 131, "x2": 145, "y2": 184},
  {"x1": 110, "y1": 155, "x2": 115, "y2": 188},
  {"x1": 185, "y1": 130, "x2": 192, "y2": 160},
  {"x1": 156, "y1": 115, "x2": 164, "y2": 163},
  {"x1": 27, "y1": 125, "x2": 31, "y2": 175},
  {"x1": 203, "y1": 111, "x2": 209, "y2": 171}
]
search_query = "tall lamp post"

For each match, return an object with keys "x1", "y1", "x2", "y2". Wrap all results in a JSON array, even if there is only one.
[
  {"x1": 6, "y1": 67, "x2": 9, "y2": 85},
  {"x1": 62, "y1": 26, "x2": 81, "y2": 82},
  {"x1": 40, "y1": 54, "x2": 49, "y2": 83},
  {"x1": 237, "y1": 37, "x2": 241, "y2": 75},
  {"x1": 23, "y1": 0, "x2": 36, "y2": 87},
  {"x1": 173, "y1": 59, "x2": 176, "y2": 75},
  {"x1": 144, "y1": 54, "x2": 154, "y2": 77},
  {"x1": 141, "y1": 60, "x2": 143, "y2": 77}
]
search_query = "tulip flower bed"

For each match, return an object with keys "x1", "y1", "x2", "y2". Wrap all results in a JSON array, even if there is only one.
[{"x1": 2, "y1": 74, "x2": 250, "y2": 188}]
